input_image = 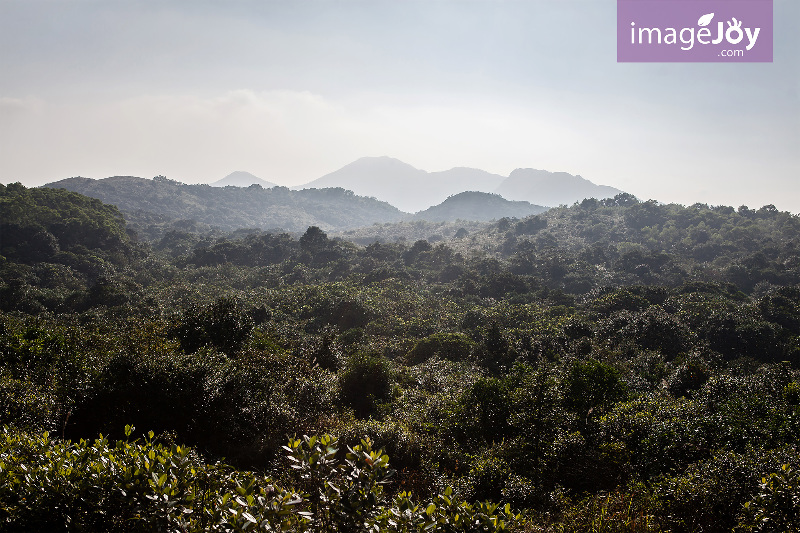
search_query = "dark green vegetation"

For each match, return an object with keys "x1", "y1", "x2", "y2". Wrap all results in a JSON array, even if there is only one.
[{"x1": 2, "y1": 182, "x2": 800, "y2": 531}]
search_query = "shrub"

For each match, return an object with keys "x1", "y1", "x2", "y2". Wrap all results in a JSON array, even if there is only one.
[
  {"x1": 406, "y1": 332, "x2": 473, "y2": 365},
  {"x1": 338, "y1": 352, "x2": 392, "y2": 418},
  {"x1": 563, "y1": 359, "x2": 628, "y2": 419},
  {"x1": 739, "y1": 463, "x2": 800, "y2": 532},
  {"x1": 172, "y1": 296, "x2": 254, "y2": 355},
  {"x1": 0, "y1": 428, "x2": 519, "y2": 532},
  {"x1": 0, "y1": 426, "x2": 304, "y2": 532}
]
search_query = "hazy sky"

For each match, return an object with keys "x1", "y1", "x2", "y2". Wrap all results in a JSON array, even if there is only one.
[{"x1": 1, "y1": 0, "x2": 798, "y2": 211}]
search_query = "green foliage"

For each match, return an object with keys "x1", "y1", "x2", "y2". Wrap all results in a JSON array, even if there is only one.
[
  {"x1": 590, "y1": 289, "x2": 651, "y2": 316},
  {"x1": 0, "y1": 427, "x2": 519, "y2": 531},
  {"x1": 514, "y1": 216, "x2": 547, "y2": 236},
  {"x1": 0, "y1": 426, "x2": 304, "y2": 532},
  {"x1": 740, "y1": 463, "x2": 800, "y2": 532},
  {"x1": 667, "y1": 357, "x2": 710, "y2": 396},
  {"x1": 313, "y1": 331, "x2": 341, "y2": 370},
  {"x1": 653, "y1": 449, "x2": 798, "y2": 533},
  {"x1": 0, "y1": 183, "x2": 128, "y2": 257},
  {"x1": 596, "y1": 394, "x2": 709, "y2": 479},
  {"x1": 460, "y1": 451, "x2": 511, "y2": 502},
  {"x1": 552, "y1": 482, "x2": 662, "y2": 532},
  {"x1": 65, "y1": 348, "x2": 216, "y2": 446},
  {"x1": 455, "y1": 377, "x2": 512, "y2": 447},
  {"x1": 285, "y1": 434, "x2": 393, "y2": 531},
  {"x1": 373, "y1": 487, "x2": 518, "y2": 533},
  {"x1": 599, "y1": 305, "x2": 691, "y2": 358},
  {"x1": 283, "y1": 434, "x2": 518, "y2": 533},
  {"x1": 0, "y1": 183, "x2": 143, "y2": 313}
]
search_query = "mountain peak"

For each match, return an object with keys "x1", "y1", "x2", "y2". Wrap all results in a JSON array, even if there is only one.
[
  {"x1": 210, "y1": 171, "x2": 277, "y2": 188},
  {"x1": 342, "y1": 156, "x2": 423, "y2": 172}
]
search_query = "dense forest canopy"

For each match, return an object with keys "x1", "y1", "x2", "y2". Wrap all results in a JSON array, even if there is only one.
[{"x1": 1, "y1": 183, "x2": 800, "y2": 531}]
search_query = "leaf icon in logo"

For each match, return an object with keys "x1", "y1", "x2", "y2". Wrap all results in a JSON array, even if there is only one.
[{"x1": 697, "y1": 13, "x2": 714, "y2": 26}]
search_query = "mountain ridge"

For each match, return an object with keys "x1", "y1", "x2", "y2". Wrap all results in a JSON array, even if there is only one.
[{"x1": 296, "y1": 156, "x2": 621, "y2": 212}]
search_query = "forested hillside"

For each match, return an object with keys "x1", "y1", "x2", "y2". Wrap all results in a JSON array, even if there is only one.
[
  {"x1": 45, "y1": 175, "x2": 406, "y2": 235},
  {"x1": 411, "y1": 192, "x2": 546, "y2": 222},
  {"x1": 1, "y1": 183, "x2": 800, "y2": 531}
]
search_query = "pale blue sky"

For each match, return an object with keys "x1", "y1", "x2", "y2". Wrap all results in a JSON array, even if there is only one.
[{"x1": 1, "y1": 0, "x2": 798, "y2": 211}]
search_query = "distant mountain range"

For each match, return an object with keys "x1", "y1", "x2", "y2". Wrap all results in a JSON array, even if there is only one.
[
  {"x1": 412, "y1": 191, "x2": 547, "y2": 222},
  {"x1": 210, "y1": 171, "x2": 277, "y2": 188},
  {"x1": 293, "y1": 156, "x2": 621, "y2": 212},
  {"x1": 40, "y1": 158, "x2": 624, "y2": 237}
]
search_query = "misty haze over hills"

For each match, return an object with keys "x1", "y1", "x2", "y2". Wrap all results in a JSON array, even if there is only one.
[{"x1": 295, "y1": 156, "x2": 621, "y2": 212}]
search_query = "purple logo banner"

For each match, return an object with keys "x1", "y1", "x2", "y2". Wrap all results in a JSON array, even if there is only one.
[{"x1": 618, "y1": 0, "x2": 773, "y2": 62}]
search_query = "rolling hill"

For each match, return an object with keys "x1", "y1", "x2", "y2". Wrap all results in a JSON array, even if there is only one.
[
  {"x1": 412, "y1": 191, "x2": 547, "y2": 222},
  {"x1": 44, "y1": 176, "x2": 405, "y2": 235},
  {"x1": 40, "y1": 159, "x2": 623, "y2": 238}
]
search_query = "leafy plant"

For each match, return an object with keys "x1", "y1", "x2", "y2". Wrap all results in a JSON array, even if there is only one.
[{"x1": 739, "y1": 463, "x2": 800, "y2": 532}]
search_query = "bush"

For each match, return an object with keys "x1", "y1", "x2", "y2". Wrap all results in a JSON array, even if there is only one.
[
  {"x1": 563, "y1": 359, "x2": 628, "y2": 419},
  {"x1": 656, "y1": 448, "x2": 800, "y2": 533},
  {"x1": 172, "y1": 296, "x2": 254, "y2": 355},
  {"x1": 0, "y1": 426, "x2": 304, "y2": 532},
  {"x1": 739, "y1": 463, "x2": 800, "y2": 532},
  {"x1": 406, "y1": 332, "x2": 473, "y2": 365},
  {"x1": 0, "y1": 428, "x2": 519, "y2": 532},
  {"x1": 338, "y1": 352, "x2": 392, "y2": 418},
  {"x1": 455, "y1": 377, "x2": 512, "y2": 447}
]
